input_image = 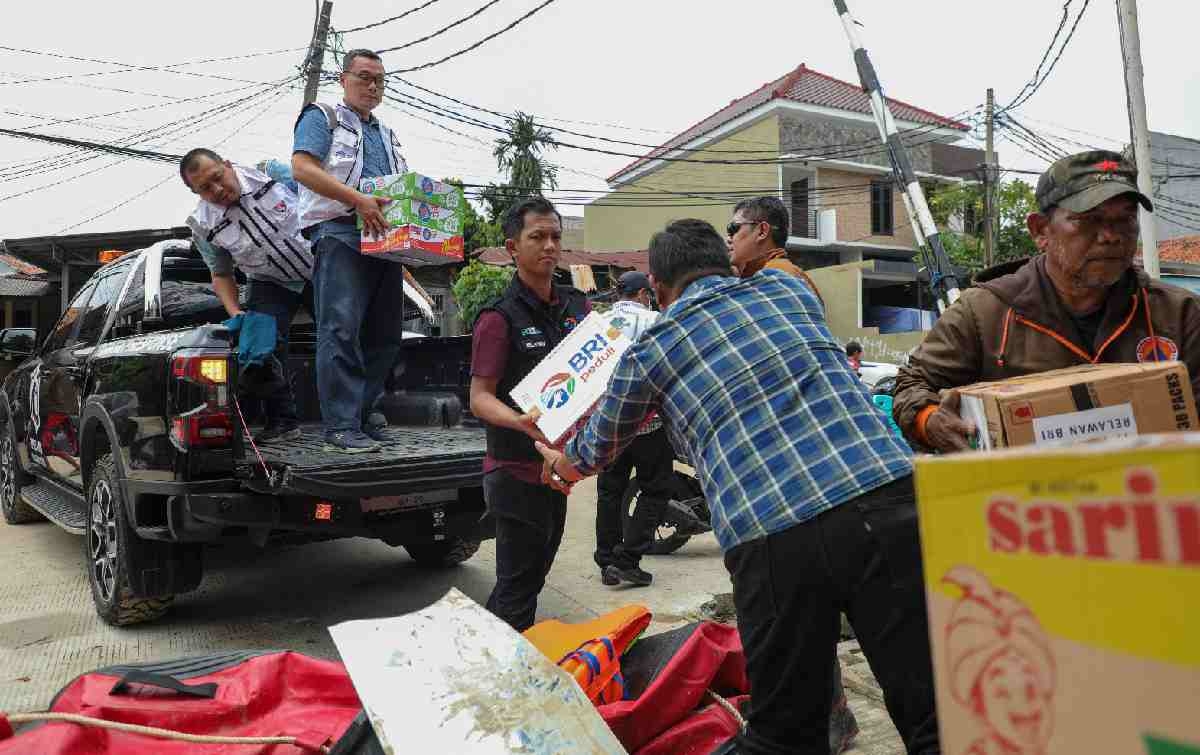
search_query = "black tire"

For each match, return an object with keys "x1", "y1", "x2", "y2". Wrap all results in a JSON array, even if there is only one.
[
  {"x1": 403, "y1": 536, "x2": 481, "y2": 567},
  {"x1": 622, "y1": 478, "x2": 691, "y2": 556},
  {"x1": 85, "y1": 454, "x2": 173, "y2": 626},
  {"x1": 0, "y1": 417, "x2": 42, "y2": 525}
]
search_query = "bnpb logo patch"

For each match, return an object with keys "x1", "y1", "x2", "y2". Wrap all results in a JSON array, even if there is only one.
[
  {"x1": 1136, "y1": 336, "x2": 1178, "y2": 363},
  {"x1": 540, "y1": 372, "x2": 575, "y2": 410}
]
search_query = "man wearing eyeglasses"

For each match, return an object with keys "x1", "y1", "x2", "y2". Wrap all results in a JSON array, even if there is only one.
[
  {"x1": 292, "y1": 48, "x2": 410, "y2": 454},
  {"x1": 894, "y1": 150, "x2": 1200, "y2": 453},
  {"x1": 726, "y1": 196, "x2": 823, "y2": 306}
]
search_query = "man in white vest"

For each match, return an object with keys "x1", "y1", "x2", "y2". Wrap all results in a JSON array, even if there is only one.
[
  {"x1": 292, "y1": 48, "x2": 409, "y2": 454},
  {"x1": 181, "y1": 148, "x2": 315, "y2": 444}
]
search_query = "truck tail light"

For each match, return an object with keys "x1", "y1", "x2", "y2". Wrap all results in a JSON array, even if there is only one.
[{"x1": 170, "y1": 350, "x2": 233, "y2": 450}]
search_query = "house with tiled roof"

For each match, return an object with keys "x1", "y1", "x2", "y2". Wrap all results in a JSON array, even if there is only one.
[{"x1": 584, "y1": 63, "x2": 984, "y2": 356}]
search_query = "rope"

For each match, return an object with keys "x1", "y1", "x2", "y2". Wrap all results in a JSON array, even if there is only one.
[
  {"x1": 3, "y1": 712, "x2": 329, "y2": 752},
  {"x1": 705, "y1": 689, "x2": 747, "y2": 731},
  {"x1": 232, "y1": 395, "x2": 271, "y2": 482}
]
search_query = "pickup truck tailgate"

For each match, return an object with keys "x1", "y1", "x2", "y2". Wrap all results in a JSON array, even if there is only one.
[{"x1": 244, "y1": 424, "x2": 486, "y2": 498}]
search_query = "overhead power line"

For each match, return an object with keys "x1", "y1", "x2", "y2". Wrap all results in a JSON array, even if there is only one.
[
  {"x1": 383, "y1": 0, "x2": 560, "y2": 74},
  {"x1": 375, "y1": 0, "x2": 504, "y2": 54},
  {"x1": 339, "y1": 0, "x2": 448, "y2": 33},
  {"x1": 0, "y1": 45, "x2": 288, "y2": 87},
  {"x1": 1000, "y1": 0, "x2": 1092, "y2": 113}
]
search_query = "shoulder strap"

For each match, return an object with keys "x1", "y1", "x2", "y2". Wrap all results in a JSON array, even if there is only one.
[{"x1": 295, "y1": 102, "x2": 338, "y2": 133}]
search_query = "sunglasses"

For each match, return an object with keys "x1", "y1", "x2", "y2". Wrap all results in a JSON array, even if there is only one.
[{"x1": 726, "y1": 220, "x2": 760, "y2": 237}]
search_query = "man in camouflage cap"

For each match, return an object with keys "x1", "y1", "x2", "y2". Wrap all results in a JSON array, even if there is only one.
[{"x1": 893, "y1": 150, "x2": 1200, "y2": 452}]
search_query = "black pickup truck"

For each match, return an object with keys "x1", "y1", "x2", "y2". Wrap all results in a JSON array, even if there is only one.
[{"x1": 0, "y1": 240, "x2": 488, "y2": 626}]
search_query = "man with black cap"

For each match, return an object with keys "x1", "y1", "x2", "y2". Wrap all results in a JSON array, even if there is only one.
[
  {"x1": 593, "y1": 271, "x2": 707, "y2": 587},
  {"x1": 894, "y1": 150, "x2": 1200, "y2": 452}
]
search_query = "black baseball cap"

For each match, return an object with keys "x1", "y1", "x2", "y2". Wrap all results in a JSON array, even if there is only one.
[
  {"x1": 1035, "y1": 150, "x2": 1153, "y2": 214},
  {"x1": 617, "y1": 271, "x2": 651, "y2": 295}
]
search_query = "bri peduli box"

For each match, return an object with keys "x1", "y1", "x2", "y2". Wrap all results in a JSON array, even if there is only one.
[
  {"x1": 358, "y1": 172, "x2": 465, "y2": 266},
  {"x1": 915, "y1": 434, "x2": 1200, "y2": 755},
  {"x1": 955, "y1": 362, "x2": 1198, "y2": 451},
  {"x1": 509, "y1": 311, "x2": 641, "y2": 445}
]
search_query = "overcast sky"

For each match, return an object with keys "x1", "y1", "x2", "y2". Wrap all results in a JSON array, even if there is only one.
[{"x1": 0, "y1": 0, "x2": 1194, "y2": 238}]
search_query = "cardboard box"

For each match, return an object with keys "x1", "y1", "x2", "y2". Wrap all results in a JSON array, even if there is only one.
[
  {"x1": 360, "y1": 224, "x2": 465, "y2": 266},
  {"x1": 509, "y1": 311, "x2": 638, "y2": 444},
  {"x1": 915, "y1": 435, "x2": 1200, "y2": 754},
  {"x1": 957, "y1": 362, "x2": 1197, "y2": 450},
  {"x1": 358, "y1": 172, "x2": 466, "y2": 266},
  {"x1": 359, "y1": 172, "x2": 462, "y2": 210}
]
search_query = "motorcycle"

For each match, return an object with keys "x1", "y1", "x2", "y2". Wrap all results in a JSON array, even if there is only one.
[{"x1": 621, "y1": 460, "x2": 713, "y2": 556}]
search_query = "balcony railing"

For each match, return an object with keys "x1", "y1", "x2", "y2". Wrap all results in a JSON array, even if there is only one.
[{"x1": 790, "y1": 207, "x2": 819, "y2": 240}]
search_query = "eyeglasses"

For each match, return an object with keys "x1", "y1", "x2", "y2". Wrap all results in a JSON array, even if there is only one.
[
  {"x1": 347, "y1": 71, "x2": 386, "y2": 87},
  {"x1": 726, "y1": 220, "x2": 759, "y2": 237}
]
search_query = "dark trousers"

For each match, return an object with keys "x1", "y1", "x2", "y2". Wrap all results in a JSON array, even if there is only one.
[
  {"x1": 724, "y1": 476, "x2": 938, "y2": 755},
  {"x1": 483, "y1": 468, "x2": 568, "y2": 632},
  {"x1": 594, "y1": 427, "x2": 675, "y2": 570},
  {"x1": 245, "y1": 278, "x2": 315, "y2": 425},
  {"x1": 312, "y1": 236, "x2": 408, "y2": 434}
]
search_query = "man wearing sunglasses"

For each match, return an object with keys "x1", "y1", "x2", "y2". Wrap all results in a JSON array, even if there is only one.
[
  {"x1": 726, "y1": 196, "x2": 823, "y2": 307},
  {"x1": 293, "y1": 49, "x2": 410, "y2": 454},
  {"x1": 894, "y1": 150, "x2": 1200, "y2": 453}
]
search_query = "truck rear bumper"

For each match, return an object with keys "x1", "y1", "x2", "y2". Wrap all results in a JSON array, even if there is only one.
[{"x1": 126, "y1": 479, "x2": 491, "y2": 545}]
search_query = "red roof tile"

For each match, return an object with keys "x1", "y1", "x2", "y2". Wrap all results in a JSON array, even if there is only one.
[
  {"x1": 1136, "y1": 235, "x2": 1200, "y2": 264},
  {"x1": 0, "y1": 253, "x2": 46, "y2": 276},
  {"x1": 477, "y1": 248, "x2": 648, "y2": 273},
  {"x1": 607, "y1": 63, "x2": 968, "y2": 184}
]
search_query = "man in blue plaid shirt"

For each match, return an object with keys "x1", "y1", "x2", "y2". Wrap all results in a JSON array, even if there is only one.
[{"x1": 537, "y1": 219, "x2": 938, "y2": 754}]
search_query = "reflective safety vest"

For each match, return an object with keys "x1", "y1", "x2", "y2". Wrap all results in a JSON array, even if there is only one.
[
  {"x1": 295, "y1": 102, "x2": 407, "y2": 229},
  {"x1": 187, "y1": 164, "x2": 314, "y2": 285}
]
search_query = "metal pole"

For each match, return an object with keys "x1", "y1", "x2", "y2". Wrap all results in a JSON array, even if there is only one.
[
  {"x1": 303, "y1": 1, "x2": 334, "y2": 107},
  {"x1": 983, "y1": 88, "x2": 996, "y2": 270},
  {"x1": 831, "y1": 0, "x2": 961, "y2": 310},
  {"x1": 1116, "y1": 0, "x2": 1158, "y2": 278}
]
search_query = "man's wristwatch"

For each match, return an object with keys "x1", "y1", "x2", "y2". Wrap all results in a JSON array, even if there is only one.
[{"x1": 549, "y1": 458, "x2": 566, "y2": 485}]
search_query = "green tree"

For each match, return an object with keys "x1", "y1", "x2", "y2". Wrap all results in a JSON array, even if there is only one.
[
  {"x1": 451, "y1": 259, "x2": 514, "y2": 331},
  {"x1": 442, "y1": 177, "x2": 503, "y2": 252},
  {"x1": 930, "y1": 179, "x2": 1039, "y2": 274},
  {"x1": 482, "y1": 112, "x2": 560, "y2": 222}
]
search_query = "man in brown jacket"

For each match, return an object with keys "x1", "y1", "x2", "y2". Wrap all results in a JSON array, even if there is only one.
[
  {"x1": 727, "y1": 196, "x2": 824, "y2": 306},
  {"x1": 894, "y1": 150, "x2": 1200, "y2": 452}
]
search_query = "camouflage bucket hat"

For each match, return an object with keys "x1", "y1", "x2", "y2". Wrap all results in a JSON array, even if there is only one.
[{"x1": 1035, "y1": 150, "x2": 1154, "y2": 214}]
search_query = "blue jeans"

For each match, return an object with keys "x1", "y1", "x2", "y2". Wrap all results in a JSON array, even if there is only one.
[
  {"x1": 312, "y1": 236, "x2": 408, "y2": 433},
  {"x1": 245, "y1": 278, "x2": 314, "y2": 425}
]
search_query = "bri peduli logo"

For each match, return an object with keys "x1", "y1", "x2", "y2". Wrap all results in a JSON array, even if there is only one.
[
  {"x1": 606, "y1": 316, "x2": 631, "y2": 340},
  {"x1": 540, "y1": 372, "x2": 575, "y2": 410}
]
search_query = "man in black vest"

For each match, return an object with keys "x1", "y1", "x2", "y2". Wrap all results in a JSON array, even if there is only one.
[{"x1": 469, "y1": 197, "x2": 590, "y2": 631}]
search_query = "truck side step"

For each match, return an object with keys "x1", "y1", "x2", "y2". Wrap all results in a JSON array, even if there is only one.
[{"x1": 20, "y1": 482, "x2": 87, "y2": 534}]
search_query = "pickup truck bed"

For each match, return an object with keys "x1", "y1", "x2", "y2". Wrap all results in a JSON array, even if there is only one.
[{"x1": 248, "y1": 423, "x2": 487, "y2": 499}]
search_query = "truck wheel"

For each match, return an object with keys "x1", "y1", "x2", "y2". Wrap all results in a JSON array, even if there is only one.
[
  {"x1": 404, "y1": 537, "x2": 481, "y2": 567},
  {"x1": 0, "y1": 419, "x2": 42, "y2": 525},
  {"x1": 85, "y1": 454, "x2": 173, "y2": 626}
]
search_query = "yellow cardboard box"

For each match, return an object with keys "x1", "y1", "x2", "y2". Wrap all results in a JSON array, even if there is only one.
[{"x1": 915, "y1": 435, "x2": 1200, "y2": 754}]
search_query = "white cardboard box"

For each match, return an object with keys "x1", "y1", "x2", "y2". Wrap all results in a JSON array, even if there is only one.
[{"x1": 509, "y1": 310, "x2": 638, "y2": 444}]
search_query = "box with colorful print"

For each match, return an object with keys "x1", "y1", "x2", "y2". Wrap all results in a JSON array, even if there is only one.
[
  {"x1": 359, "y1": 224, "x2": 465, "y2": 266},
  {"x1": 915, "y1": 435, "x2": 1200, "y2": 755},
  {"x1": 509, "y1": 311, "x2": 639, "y2": 444},
  {"x1": 955, "y1": 361, "x2": 1197, "y2": 450},
  {"x1": 359, "y1": 172, "x2": 462, "y2": 210}
]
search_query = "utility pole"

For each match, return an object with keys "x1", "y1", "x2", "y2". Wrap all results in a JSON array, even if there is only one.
[
  {"x1": 983, "y1": 88, "x2": 996, "y2": 270},
  {"x1": 1116, "y1": 0, "x2": 1159, "y2": 278},
  {"x1": 832, "y1": 0, "x2": 961, "y2": 310},
  {"x1": 303, "y1": 1, "x2": 334, "y2": 107}
]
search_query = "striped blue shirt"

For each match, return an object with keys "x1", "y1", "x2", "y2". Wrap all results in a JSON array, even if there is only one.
[{"x1": 565, "y1": 269, "x2": 913, "y2": 551}]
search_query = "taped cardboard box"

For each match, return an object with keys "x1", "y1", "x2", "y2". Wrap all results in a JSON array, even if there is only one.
[
  {"x1": 956, "y1": 362, "x2": 1197, "y2": 450},
  {"x1": 358, "y1": 171, "x2": 465, "y2": 266},
  {"x1": 914, "y1": 434, "x2": 1200, "y2": 754},
  {"x1": 509, "y1": 311, "x2": 638, "y2": 444}
]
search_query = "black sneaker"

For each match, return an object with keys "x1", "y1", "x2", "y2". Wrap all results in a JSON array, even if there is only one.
[
  {"x1": 254, "y1": 421, "x2": 302, "y2": 444},
  {"x1": 363, "y1": 412, "x2": 390, "y2": 443},
  {"x1": 323, "y1": 430, "x2": 382, "y2": 454},
  {"x1": 603, "y1": 564, "x2": 653, "y2": 587},
  {"x1": 601, "y1": 567, "x2": 620, "y2": 586}
]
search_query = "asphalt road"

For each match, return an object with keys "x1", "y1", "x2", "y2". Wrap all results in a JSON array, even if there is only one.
[{"x1": 0, "y1": 476, "x2": 903, "y2": 753}]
